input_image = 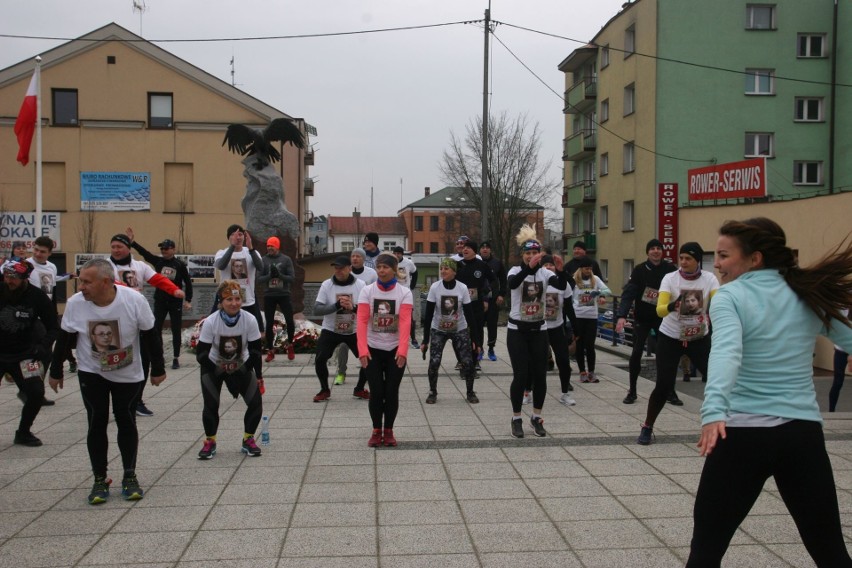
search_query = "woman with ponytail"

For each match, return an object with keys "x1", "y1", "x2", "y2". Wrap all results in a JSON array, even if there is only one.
[
  {"x1": 687, "y1": 218, "x2": 852, "y2": 567},
  {"x1": 506, "y1": 225, "x2": 567, "y2": 438}
]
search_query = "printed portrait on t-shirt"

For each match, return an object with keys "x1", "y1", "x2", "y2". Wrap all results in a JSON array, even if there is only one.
[
  {"x1": 230, "y1": 258, "x2": 248, "y2": 280},
  {"x1": 161, "y1": 266, "x2": 177, "y2": 280},
  {"x1": 335, "y1": 293, "x2": 353, "y2": 312},
  {"x1": 120, "y1": 270, "x2": 139, "y2": 289},
  {"x1": 397, "y1": 267, "x2": 408, "y2": 282},
  {"x1": 545, "y1": 292, "x2": 561, "y2": 321},
  {"x1": 219, "y1": 336, "x2": 242, "y2": 361},
  {"x1": 372, "y1": 299, "x2": 398, "y2": 333},
  {"x1": 40, "y1": 274, "x2": 52, "y2": 295},
  {"x1": 679, "y1": 290, "x2": 704, "y2": 316},
  {"x1": 440, "y1": 296, "x2": 458, "y2": 317},
  {"x1": 89, "y1": 321, "x2": 121, "y2": 354},
  {"x1": 333, "y1": 293, "x2": 356, "y2": 333},
  {"x1": 523, "y1": 281, "x2": 542, "y2": 302}
]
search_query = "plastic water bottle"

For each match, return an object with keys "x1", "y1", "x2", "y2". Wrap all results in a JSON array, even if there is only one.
[{"x1": 260, "y1": 415, "x2": 270, "y2": 446}]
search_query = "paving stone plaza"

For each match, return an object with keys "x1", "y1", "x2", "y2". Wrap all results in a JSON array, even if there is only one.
[{"x1": 1, "y1": 329, "x2": 851, "y2": 567}]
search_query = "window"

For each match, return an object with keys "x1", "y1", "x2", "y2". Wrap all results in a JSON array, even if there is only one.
[
  {"x1": 745, "y1": 132, "x2": 774, "y2": 157},
  {"x1": 600, "y1": 260, "x2": 609, "y2": 281},
  {"x1": 623, "y1": 142, "x2": 635, "y2": 173},
  {"x1": 341, "y1": 241, "x2": 355, "y2": 252},
  {"x1": 798, "y1": 34, "x2": 826, "y2": 58},
  {"x1": 746, "y1": 4, "x2": 776, "y2": 30},
  {"x1": 384, "y1": 241, "x2": 397, "y2": 250},
  {"x1": 600, "y1": 205, "x2": 609, "y2": 228},
  {"x1": 600, "y1": 153, "x2": 609, "y2": 176},
  {"x1": 793, "y1": 161, "x2": 822, "y2": 185},
  {"x1": 429, "y1": 216, "x2": 439, "y2": 231},
  {"x1": 414, "y1": 216, "x2": 423, "y2": 231},
  {"x1": 446, "y1": 216, "x2": 455, "y2": 231},
  {"x1": 148, "y1": 93, "x2": 173, "y2": 128},
  {"x1": 623, "y1": 260, "x2": 635, "y2": 286},
  {"x1": 745, "y1": 69, "x2": 775, "y2": 95},
  {"x1": 600, "y1": 99, "x2": 609, "y2": 123},
  {"x1": 624, "y1": 25, "x2": 635, "y2": 57},
  {"x1": 622, "y1": 201, "x2": 635, "y2": 231},
  {"x1": 623, "y1": 84, "x2": 635, "y2": 116},
  {"x1": 52, "y1": 89, "x2": 78, "y2": 126},
  {"x1": 414, "y1": 242, "x2": 423, "y2": 253},
  {"x1": 429, "y1": 242, "x2": 439, "y2": 253},
  {"x1": 795, "y1": 97, "x2": 824, "y2": 122},
  {"x1": 601, "y1": 45, "x2": 610, "y2": 69}
]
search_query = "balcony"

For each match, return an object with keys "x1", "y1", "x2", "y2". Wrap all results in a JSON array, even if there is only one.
[
  {"x1": 564, "y1": 232, "x2": 597, "y2": 252},
  {"x1": 562, "y1": 179, "x2": 597, "y2": 208},
  {"x1": 564, "y1": 76, "x2": 597, "y2": 114},
  {"x1": 304, "y1": 178, "x2": 314, "y2": 196},
  {"x1": 304, "y1": 148, "x2": 315, "y2": 166},
  {"x1": 563, "y1": 129, "x2": 596, "y2": 161},
  {"x1": 304, "y1": 211, "x2": 314, "y2": 227}
]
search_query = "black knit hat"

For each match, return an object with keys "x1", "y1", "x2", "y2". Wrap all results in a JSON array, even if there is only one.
[
  {"x1": 111, "y1": 234, "x2": 131, "y2": 248},
  {"x1": 573, "y1": 241, "x2": 587, "y2": 251},
  {"x1": 363, "y1": 232, "x2": 379, "y2": 246},
  {"x1": 646, "y1": 238, "x2": 664, "y2": 253},
  {"x1": 679, "y1": 242, "x2": 704, "y2": 265},
  {"x1": 462, "y1": 240, "x2": 478, "y2": 252}
]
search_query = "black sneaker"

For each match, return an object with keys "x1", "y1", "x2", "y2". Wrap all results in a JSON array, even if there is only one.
[
  {"x1": 426, "y1": 391, "x2": 437, "y2": 404},
  {"x1": 14, "y1": 430, "x2": 43, "y2": 447},
  {"x1": 121, "y1": 474, "x2": 144, "y2": 501},
  {"x1": 666, "y1": 393, "x2": 684, "y2": 406},
  {"x1": 623, "y1": 392, "x2": 638, "y2": 404},
  {"x1": 171, "y1": 358, "x2": 180, "y2": 370},
  {"x1": 136, "y1": 402, "x2": 154, "y2": 417},
  {"x1": 637, "y1": 423, "x2": 655, "y2": 446},
  {"x1": 511, "y1": 418, "x2": 524, "y2": 439},
  {"x1": 41, "y1": 398, "x2": 55, "y2": 406},
  {"x1": 68, "y1": 361, "x2": 78, "y2": 373},
  {"x1": 198, "y1": 438, "x2": 217, "y2": 460},
  {"x1": 241, "y1": 436, "x2": 262, "y2": 457},
  {"x1": 466, "y1": 391, "x2": 479, "y2": 404},
  {"x1": 530, "y1": 416, "x2": 547, "y2": 437},
  {"x1": 88, "y1": 477, "x2": 110, "y2": 505}
]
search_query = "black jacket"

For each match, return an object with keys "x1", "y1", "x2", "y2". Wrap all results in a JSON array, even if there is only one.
[
  {"x1": 616, "y1": 259, "x2": 677, "y2": 325},
  {"x1": 131, "y1": 241, "x2": 193, "y2": 303}
]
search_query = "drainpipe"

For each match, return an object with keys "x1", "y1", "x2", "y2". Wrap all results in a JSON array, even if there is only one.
[{"x1": 828, "y1": 0, "x2": 838, "y2": 193}]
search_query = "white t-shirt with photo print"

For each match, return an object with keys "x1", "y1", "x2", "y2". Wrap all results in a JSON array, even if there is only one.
[
  {"x1": 427, "y1": 280, "x2": 471, "y2": 333},
  {"x1": 199, "y1": 310, "x2": 261, "y2": 372}
]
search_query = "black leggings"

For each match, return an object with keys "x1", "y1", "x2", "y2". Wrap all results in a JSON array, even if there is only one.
[
  {"x1": 365, "y1": 346, "x2": 405, "y2": 429},
  {"x1": 78, "y1": 371, "x2": 143, "y2": 478},
  {"x1": 264, "y1": 295, "x2": 295, "y2": 350},
  {"x1": 573, "y1": 318, "x2": 597, "y2": 373},
  {"x1": 645, "y1": 333, "x2": 710, "y2": 427},
  {"x1": 829, "y1": 348, "x2": 849, "y2": 412},
  {"x1": 154, "y1": 298, "x2": 183, "y2": 356},
  {"x1": 508, "y1": 328, "x2": 548, "y2": 412},
  {"x1": 3, "y1": 360, "x2": 45, "y2": 433},
  {"x1": 626, "y1": 322, "x2": 658, "y2": 392},
  {"x1": 688, "y1": 421, "x2": 852, "y2": 567},
  {"x1": 483, "y1": 298, "x2": 499, "y2": 348},
  {"x1": 243, "y1": 303, "x2": 265, "y2": 335},
  {"x1": 547, "y1": 326, "x2": 573, "y2": 394},
  {"x1": 200, "y1": 367, "x2": 263, "y2": 437},
  {"x1": 314, "y1": 330, "x2": 364, "y2": 391}
]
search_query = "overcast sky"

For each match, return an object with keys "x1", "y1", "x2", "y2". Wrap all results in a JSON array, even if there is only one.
[{"x1": 1, "y1": 0, "x2": 626, "y2": 222}]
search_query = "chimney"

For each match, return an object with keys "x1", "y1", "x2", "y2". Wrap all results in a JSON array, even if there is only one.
[
  {"x1": 353, "y1": 208, "x2": 360, "y2": 218},
  {"x1": 464, "y1": 180, "x2": 472, "y2": 189},
  {"x1": 424, "y1": 186, "x2": 430, "y2": 197}
]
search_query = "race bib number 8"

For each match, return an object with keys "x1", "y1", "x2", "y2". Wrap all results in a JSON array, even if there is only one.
[{"x1": 100, "y1": 346, "x2": 133, "y2": 372}]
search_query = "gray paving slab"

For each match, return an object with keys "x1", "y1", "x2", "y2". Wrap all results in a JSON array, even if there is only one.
[{"x1": 0, "y1": 326, "x2": 850, "y2": 566}]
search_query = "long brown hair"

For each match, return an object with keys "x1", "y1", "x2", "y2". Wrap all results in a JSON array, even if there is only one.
[{"x1": 719, "y1": 217, "x2": 852, "y2": 328}]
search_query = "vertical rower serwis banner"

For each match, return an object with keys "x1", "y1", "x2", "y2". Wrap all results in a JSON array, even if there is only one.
[
  {"x1": 14, "y1": 70, "x2": 37, "y2": 166},
  {"x1": 657, "y1": 183, "x2": 679, "y2": 264}
]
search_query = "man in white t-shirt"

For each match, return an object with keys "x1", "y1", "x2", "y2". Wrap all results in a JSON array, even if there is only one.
[
  {"x1": 333, "y1": 248, "x2": 377, "y2": 387},
  {"x1": 214, "y1": 224, "x2": 263, "y2": 334},
  {"x1": 48, "y1": 258, "x2": 165, "y2": 505}
]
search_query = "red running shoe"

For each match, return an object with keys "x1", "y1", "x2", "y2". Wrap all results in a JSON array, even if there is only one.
[
  {"x1": 368, "y1": 428, "x2": 383, "y2": 447},
  {"x1": 287, "y1": 343, "x2": 296, "y2": 360},
  {"x1": 383, "y1": 428, "x2": 397, "y2": 447},
  {"x1": 257, "y1": 379, "x2": 266, "y2": 395},
  {"x1": 313, "y1": 389, "x2": 331, "y2": 402},
  {"x1": 265, "y1": 351, "x2": 275, "y2": 363},
  {"x1": 353, "y1": 389, "x2": 370, "y2": 400}
]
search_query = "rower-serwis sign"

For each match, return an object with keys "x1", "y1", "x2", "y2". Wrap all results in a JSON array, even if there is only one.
[{"x1": 687, "y1": 158, "x2": 766, "y2": 201}]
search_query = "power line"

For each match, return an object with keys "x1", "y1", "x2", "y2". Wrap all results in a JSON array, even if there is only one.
[{"x1": 496, "y1": 20, "x2": 852, "y2": 89}]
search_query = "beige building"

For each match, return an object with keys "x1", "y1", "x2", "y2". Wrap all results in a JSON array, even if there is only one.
[{"x1": 0, "y1": 23, "x2": 315, "y2": 297}]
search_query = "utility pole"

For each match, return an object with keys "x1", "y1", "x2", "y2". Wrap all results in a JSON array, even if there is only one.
[{"x1": 480, "y1": 3, "x2": 491, "y2": 241}]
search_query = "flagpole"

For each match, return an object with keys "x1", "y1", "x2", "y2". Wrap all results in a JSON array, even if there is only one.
[{"x1": 35, "y1": 56, "x2": 43, "y2": 239}]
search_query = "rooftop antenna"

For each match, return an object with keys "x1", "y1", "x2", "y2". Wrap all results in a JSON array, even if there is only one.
[
  {"x1": 229, "y1": 51, "x2": 242, "y2": 88},
  {"x1": 131, "y1": 0, "x2": 147, "y2": 36}
]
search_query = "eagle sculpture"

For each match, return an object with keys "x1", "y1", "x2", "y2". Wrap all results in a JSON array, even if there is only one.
[{"x1": 222, "y1": 117, "x2": 306, "y2": 169}]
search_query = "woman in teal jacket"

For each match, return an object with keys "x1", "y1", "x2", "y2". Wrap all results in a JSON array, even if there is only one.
[{"x1": 688, "y1": 218, "x2": 852, "y2": 567}]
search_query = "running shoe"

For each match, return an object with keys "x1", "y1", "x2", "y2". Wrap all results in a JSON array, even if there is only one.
[
  {"x1": 241, "y1": 436, "x2": 262, "y2": 456},
  {"x1": 121, "y1": 475, "x2": 144, "y2": 501},
  {"x1": 637, "y1": 423, "x2": 655, "y2": 445},
  {"x1": 559, "y1": 393, "x2": 576, "y2": 406},
  {"x1": 88, "y1": 477, "x2": 111, "y2": 505},
  {"x1": 14, "y1": 430, "x2": 43, "y2": 447},
  {"x1": 522, "y1": 391, "x2": 532, "y2": 405},
  {"x1": 588, "y1": 372, "x2": 599, "y2": 383},
  {"x1": 511, "y1": 418, "x2": 524, "y2": 439},
  {"x1": 171, "y1": 358, "x2": 180, "y2": 370},
  {"x1": 353, "y1": 389, "x2": 370, "y2": 400},
  {"x1": 334, "y1": 373, "x2": 346, "y2": 385},
  {"x1": 287, "y1": 343, "x2": 296, "y2": 360},
  {"x1": 579, "y1": 372, "x2": 590, "y2": 383},
  {"x1": 530, "y1": 416, "x2": 547, "y2": 437},
  {"x1": 313, "y1": 389, "x2": 331, "y2": 402},
  {"x1": 383, "y1": 428, "x2": 397, "y2": 447},
  {"x1": 488, "y1": 348, "x2": 497, "y2": 361},
  {"x1": 623, "y1": 391, "x2": 638, "y2": 404},
  {"x1": 411, "y1": 339, "x2": 420, "y2": 349},
  {"x1": 426, "y1": 391, "x2": 437, "y2": 404},
  {"x1": 666, "y1": 393, "x2": 684, "y2": 406},
  {"x1": 136, "y1": 402, "x2": 154, "y2": 417},
  {"x1": 265, "y1": 351, "x2": 275, "y2": 363},
  {"x1": 368, "y1": 428, "x2": 383, "y2": 447},
  {"x1": 477, "y1": 350, "x2": 483, "y2": 361},
  {"x1": 682, "y1": 374, "x2": 691, "y2": 382},
  {"x1": 454, "y1": 361, "x2": 463, "y2": 370},
  {"x1": 68, "y1": 362, "x2": 77, "y2": 373},
  {"x1": 466, "y1": 391, "x2": 479, "y2": 404},
  {"x1": 198, "y1": 438, "x2": 217, "y2": 460},
  {"x1": 474, "y1": 362, "x2": 481, "y2": 372}
]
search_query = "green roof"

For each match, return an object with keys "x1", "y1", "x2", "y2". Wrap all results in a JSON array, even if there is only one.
[{"x1": 401, "y1": 186, "x2": 544, "y2": 212}]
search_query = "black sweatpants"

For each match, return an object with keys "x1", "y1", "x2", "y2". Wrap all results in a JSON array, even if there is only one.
[
  {"x1": 154, "y1": 297, "x2": 183, "y2": 357},
  {"x1": 508, "y1": 328, "x2": 548, "y2": 412},
  {"x1": 645, "y1": 333, "x2": 710, "y2": 427},
  {"x1": 626, "y1": 321, "x2": 658, "y2": 394},
  {"x1": 200, "y1": 367, "x2": 263, "y2": 437},
  {"x1": 365, "y1": 346, "x2": 405, "y2": 429},
  {"x1": 688, "y1": 420, "x2": 852, "y2": 567},
  {"x1": 78, "y1": 371, "x2": 143, "y2": 478},
  {"x1": 3, "y1": 359, "x2": 45, "y2": 434},
  {"x1": 483, "y1": 299, "x2": 499, "y2": 348},
  {"x1": 264, "y1": 295, "x2": 295, "y2": 350},
  {"x1": 573, "y1": 318, "x2": 598, "y2": 373},
  {"x1": 314, "y1": 329, "x2": 365, "y2": 391},
  {"x1": 548, "y1": 325, "x2": 573, "y2": 394}
]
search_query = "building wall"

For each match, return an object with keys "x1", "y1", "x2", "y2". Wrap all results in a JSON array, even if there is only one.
[{"x1": 0, "y1": 39, "x2": 309, "y2": 274}]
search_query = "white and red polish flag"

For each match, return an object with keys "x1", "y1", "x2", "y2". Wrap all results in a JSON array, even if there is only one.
[{"x1": 14, "y1": 70, "x2": 37, "y2": 166}]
